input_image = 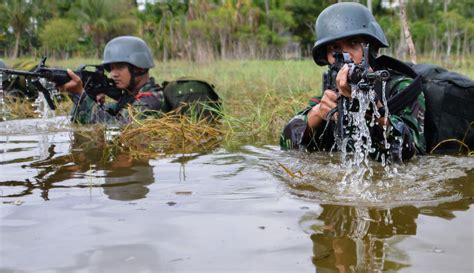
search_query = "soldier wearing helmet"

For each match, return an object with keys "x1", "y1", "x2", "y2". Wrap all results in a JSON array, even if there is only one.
[
  {"x1": 61, "y1": 36, "x2": 169, "y2": 124},
  {"x1": 280, "y1": 2, "x2": 425, "y2": 163}
]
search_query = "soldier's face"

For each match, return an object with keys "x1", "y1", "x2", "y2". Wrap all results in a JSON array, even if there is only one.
[
  {"x1": 326, "y1": 37, "x2": 366, "y2": 65},
  {"x1": 109, "y1": 63, "x2": 131, "y2": 89}
]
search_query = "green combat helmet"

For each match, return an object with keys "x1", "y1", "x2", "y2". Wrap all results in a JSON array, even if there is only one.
[
  {"x1": 102, "y1": 36, "x2": 154, "y2": 69},
  {"x1": 312, "y1": 2, "x2": 389, "y2": 66}
]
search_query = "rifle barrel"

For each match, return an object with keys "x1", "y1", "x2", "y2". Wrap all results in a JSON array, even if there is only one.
[{"x1": 0, "y1": 68, "x2": 42, "y2": 78}]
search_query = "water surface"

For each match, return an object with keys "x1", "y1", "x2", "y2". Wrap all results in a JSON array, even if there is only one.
[{"x1": 1, "y1": 117, "x2": 473, "y2": 273}]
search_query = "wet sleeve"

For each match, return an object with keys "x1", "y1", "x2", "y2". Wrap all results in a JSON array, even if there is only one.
[
  {"x1": 70, "y1": 92, "x2": 97, "y2": 124},
  {"x1": 280, "y1": 96, "x2": 333, "y2": 151},
  {"x1": 280, "y1": 108, "x2": 311, "y2": 150},
  {"x1": 373, "y1": 79, "x2": 426, "y2": 162}
]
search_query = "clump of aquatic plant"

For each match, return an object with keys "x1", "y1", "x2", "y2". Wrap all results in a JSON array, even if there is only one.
[
  {"x1": 119, "y1": 109, "x2": 223, "y2": 158},
  {"x1": 1, "y1": 94, "x2": 72, "y2": 120},
  {"x1": 3, "y1": 96, "x2": 37, "y2": 119}
]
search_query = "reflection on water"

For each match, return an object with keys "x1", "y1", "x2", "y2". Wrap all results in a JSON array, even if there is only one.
[
  {"x1": 251, "y1": 146, "x2": 474, "y2": 272},
  {"x1": 0, "y1": 118, "x2": 473, "y2": 273},
  {"x1": 2, "y1": 127, "x2": 159, "y2": 201},
  {"x1": 299, "y1": 189, "x2": 473, "y2": 273},
  {"x1": 301, "y1": 205, "x2": 418, "y2": 272}
]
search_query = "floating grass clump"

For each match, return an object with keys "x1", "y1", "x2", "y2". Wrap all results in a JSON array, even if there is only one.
[
  {"x1": 3, "y1": 96, "x2": 37, "y2": 119},
  {"x1": 119, "y1": 111, "x2": 223, "y2": 158},
  {"x1": 1, "y1": 94, "x2": 72, "y2": 120}
]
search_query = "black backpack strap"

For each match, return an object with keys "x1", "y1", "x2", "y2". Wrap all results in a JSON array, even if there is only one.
[
  {"x1": 106, "y1": 92, "x2": 136, "y2": 116},
  {"x1": 375, "y1": 55, "x2": 423, "y2": 115}
]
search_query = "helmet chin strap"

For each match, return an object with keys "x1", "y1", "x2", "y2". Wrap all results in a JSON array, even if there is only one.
[
  {"x1": 126, "y1": 64, "x2": 148, "y2": 94},
  {"x1": 367, "y1": 43, "x2": 379, "y2": 67}
]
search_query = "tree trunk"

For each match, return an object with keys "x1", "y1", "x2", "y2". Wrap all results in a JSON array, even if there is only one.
[
  {"x1": 13, "y1": 31, "x2": 21, "y2": 59},
  {"x1": 445, "y1": 27, "x2": 453, "y2": 63},
  {"x1": 430, "y1": 26, "x2": 435, "y2": 60},
  {"x1": 399, "y1": 0, "x2": 417, "y2": 63},
  {"x1": 443, "y1": 0, "x2": 451, "y2": 13},
  {"x1": 462, "y1": 26, "x2": 468, "y2": 63},
  {"x1": 367, "y1": 0, "x2": 372, "y2": 13},
  {"x1": 397, "y1": 24, "x2": 406, "y2": 60},
  {"x1": 264, "y1": 0, "x2": 270, "y2": 26},
  {"x1": 219, "y1": 32, "x2": 226, "y2": 59}
]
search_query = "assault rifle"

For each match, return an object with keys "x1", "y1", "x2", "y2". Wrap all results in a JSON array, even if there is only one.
[
  {"x1": 323, "y1": 45, "x2": 390, "y2": 92},
  {"x1": 0, "y1": 57, "x2": 121, "y2": 110},
  {"x1": 322, "y1": 45, "x2": 390, "y2": 139}
]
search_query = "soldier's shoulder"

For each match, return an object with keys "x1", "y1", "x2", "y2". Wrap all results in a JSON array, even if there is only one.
[
  {"x1": 140, "y1": 78, "x2": 163, "y2": 93},
  {"x1": 386, "y1": 69, "x2": 413, "y2": 92}
]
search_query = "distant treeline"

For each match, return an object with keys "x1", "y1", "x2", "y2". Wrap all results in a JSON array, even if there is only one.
[{"x1": 1, "y1": 0, "x2": 473, "y2": 62}]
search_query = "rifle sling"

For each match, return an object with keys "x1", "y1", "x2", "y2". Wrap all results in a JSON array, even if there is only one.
[
  {"x1": 374, "y1": 55, "x2": 423, "y2": 116},
  {"x1": 106, "y1": 91, "x2": 136, "y2": 116}
]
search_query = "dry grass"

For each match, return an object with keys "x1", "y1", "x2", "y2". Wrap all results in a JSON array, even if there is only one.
[
  {"x1": 119, "y1": 111, "x2": 223, "y2": 158},
  {"x1": 3, "y1": 96, "x2": 37, "y2": 119},
  {"x1": 2, "y1": 94, "x2": 72, "y2": 119}
]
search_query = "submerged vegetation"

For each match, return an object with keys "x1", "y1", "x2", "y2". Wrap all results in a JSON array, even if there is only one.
[{"x1": 120, "y1": 111, "x2": 223, "y2": 157}]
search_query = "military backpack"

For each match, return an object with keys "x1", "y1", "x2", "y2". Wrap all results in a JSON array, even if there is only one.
[
  {"x1": 162, "y1": 77, "x2": 221, "y2": 119},
  {"x1": 411, "y1": 64, "x2": 474, "y2": 153}
]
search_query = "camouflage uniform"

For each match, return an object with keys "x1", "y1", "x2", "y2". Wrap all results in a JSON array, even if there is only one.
[
  {"x1": 70, "y1": 77, "x2": 170, "y2": 125},
  {"x1": 280, "y1": 68, "x2": 426, "y2": 162}
]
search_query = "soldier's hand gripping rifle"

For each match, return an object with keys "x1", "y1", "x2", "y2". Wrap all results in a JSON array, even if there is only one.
[
  {"x1": 322, "y1": 45, "x2": 390, "y2": 139},
  {"x1": 0, "y1": 57, "x2": 121, "y2": 110}
]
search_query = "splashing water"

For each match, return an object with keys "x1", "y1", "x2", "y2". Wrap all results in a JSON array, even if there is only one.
[
  {"x1": 272, "y1": 147, "x2": 474, "y2": 205},
  {"x1": 336, "y1": 82, "x2": 391, "y2": 189},
  {"x1": 0, "y1": 72, "x2": 11, "y2": 121}
]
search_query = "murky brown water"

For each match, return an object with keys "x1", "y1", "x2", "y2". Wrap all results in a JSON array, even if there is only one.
[{"x1": 1, "y1": 117, "x2": 473, "y2": 273}]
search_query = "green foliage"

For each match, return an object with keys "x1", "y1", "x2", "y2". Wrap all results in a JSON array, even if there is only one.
[
  {"x1": 0, "y1": 0, "x2": 472, "y2": 61},
  {"x1": 39, "y1": 19, "x2": 80, "y2": 57},
  {"x1": 1, "y1": 0, "x2": 33, "y2": 58},
  {"x1": 70, "y1": 0, "x2": 137, "y2": 56},
  {"x1": 376, "y1": 14, "x2": 400, "y2": 54}
]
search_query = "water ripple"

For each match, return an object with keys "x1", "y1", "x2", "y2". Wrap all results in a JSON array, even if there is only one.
[{"x1": 252, "y1": 147, "x2": 474, "y2": 207}]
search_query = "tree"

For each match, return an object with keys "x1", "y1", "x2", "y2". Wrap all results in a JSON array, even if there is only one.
[
  {"x1": 72, "y1": 0, "x2": 137, "y2": 57},
  {"x1": 399, "y1": 0, "x2": 416, "y2": 63},
  {"x1": 1, "y1": 0, "x2": 33, "y2": 58},
  {"x1": 39, "y1": 18, "x2": 80, "y2": 58}
]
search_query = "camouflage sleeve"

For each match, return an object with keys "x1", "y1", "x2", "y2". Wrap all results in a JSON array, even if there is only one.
[
  {"x1": 372, "y1": 78, "x2": 426, "y2": 162},
  {"x1": 280, "y1": 96, "x2": 332, "y2": 151},
  {"x1": 70, "y1": 93, "x2": 97, "y2": 124},
  {"x1": 133, "y1": 90, "x2": 169, "y2": 115},
  {"x1": 70, "y1": 93, "x2": 128, "y2": 125}
]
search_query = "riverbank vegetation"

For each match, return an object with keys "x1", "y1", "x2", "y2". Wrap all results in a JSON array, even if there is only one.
[{"x1": 1, "y1": 0, "x2": 473, "y2": 65}]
